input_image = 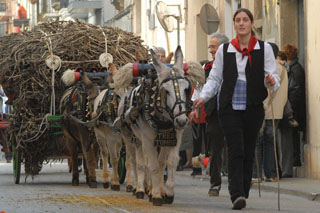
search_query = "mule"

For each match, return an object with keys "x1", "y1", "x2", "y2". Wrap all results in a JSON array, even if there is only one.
[
  {"x1": 80, "y1": 64, "x2": 136, "y2": 191},
  {"x1": 113, "y1": 46, "x2": 204, "y2": 206},
  {"x1": 59, "y1": 79, "x2": 100, "y2": 188}
]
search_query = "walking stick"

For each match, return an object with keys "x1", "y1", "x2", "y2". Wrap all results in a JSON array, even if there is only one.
[
  {"x1": 255, "y1": 147, "x2": 262, "y2": 198},
  {"x1": 268, "y1": 88, "x2": 281, "y2": 211}
]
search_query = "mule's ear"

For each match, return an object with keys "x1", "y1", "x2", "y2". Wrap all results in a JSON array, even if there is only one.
[
  {"x1": 173, "y1": 46, "x2": 184, "y2": 70},
  {"x1": 81, "y1": 71, "x2": 92, "y2": 87},
  {"x1": 108, "y1": 63, "x2": 117, "y2": 75},
  {"x1": 150, "y1": 48, "x2": 168, "y2": 74},
  {"x1": 135, "y1": 50, "x2": 145, "y2": 62},
  {"x1": 163, "y1": 52, "x2": 173, "y2": 64}
]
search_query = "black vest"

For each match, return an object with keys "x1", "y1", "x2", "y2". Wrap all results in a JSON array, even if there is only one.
[{"x1": 219, "y1": 40, "x2": 267, "y2": 110}]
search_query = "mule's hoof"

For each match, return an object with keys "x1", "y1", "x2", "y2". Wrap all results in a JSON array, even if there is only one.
[
  {"x1": 126, "y1": 185, "x2": 133, "y2": 192},
  {"x1": 164, "y1": 194, "x2": 174, "y2": 204},
  {"x1": 72, "y1": 178, "x2": 79, "y2": 186},
  {"x1": 148, "y1": 194, "x2": 152, "y2": 202},
  {"x1": 103, "y1": 182, "x2": 110, "y2": 189},
  {"x1": 152, "y1": 197, "x2": 163, "y2": 206},
  {"x1": 132, "y1": 188, "x2": 136, "y2": 196},
  {"x1": 88, "y1": 181, "x2": 97, "y2": 188},
  {"x1": 111, "y1": 184, "x2": 120, "y2": 191},
  {"x1": 135, "y1": 191, "x2": 144, "y2": 199}
]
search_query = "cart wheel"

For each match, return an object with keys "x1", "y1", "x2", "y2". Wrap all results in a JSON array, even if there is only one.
[
  {"x1": 12, "y1": 144, "x2": 21, "y2": 184},
  {"x1": 118, "y1": 146, "x2": 126, "y2": 184}
]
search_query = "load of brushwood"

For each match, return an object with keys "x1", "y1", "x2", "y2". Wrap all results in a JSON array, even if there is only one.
[{"x1": 0, "y1": 20, "x2": 148, "y2": 175}]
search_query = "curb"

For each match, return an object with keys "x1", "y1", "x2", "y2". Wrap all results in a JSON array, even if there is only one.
[{"x1": 177, "y1": 172, "x2": 320, "y2": 202}]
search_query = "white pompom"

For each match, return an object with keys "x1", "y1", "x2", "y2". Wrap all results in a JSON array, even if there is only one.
[{"x1": 61, "y1": 69, "x2": 76, "y2": 86}]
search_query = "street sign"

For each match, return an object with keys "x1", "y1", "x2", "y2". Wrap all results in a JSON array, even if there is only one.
[
  {"x1": 13, "y1": 19, "x2": 30, "y2": 27},
  {"x1": 199, "y1": 4, "x2": 220, "y2": 35}
]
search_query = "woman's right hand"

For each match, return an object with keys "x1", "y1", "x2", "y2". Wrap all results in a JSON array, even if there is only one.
[
  {"x1": 189, "y1": 98, "x2": 204, "y2": 122},
  {"x1": 193, "y1": 98, "x2": 204, "y2": 108}
]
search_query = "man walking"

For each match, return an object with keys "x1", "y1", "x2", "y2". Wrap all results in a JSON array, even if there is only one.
[{"x1": 204, "y1": 33, "x2": 229, "y2": 196}]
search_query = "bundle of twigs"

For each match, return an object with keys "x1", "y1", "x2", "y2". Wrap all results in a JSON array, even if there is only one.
[{"x1": 0, "y1": 20, "x2": 148, "y2": 174}]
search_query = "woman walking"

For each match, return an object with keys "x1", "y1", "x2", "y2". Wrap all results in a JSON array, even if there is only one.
[{"x1": 191, "y1": 8, "x2": 280, "y2": 210}]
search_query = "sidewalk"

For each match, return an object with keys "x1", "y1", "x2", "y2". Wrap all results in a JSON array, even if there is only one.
[{"x1": 177, "y1": 168, "x2": 320, "y2": 202}]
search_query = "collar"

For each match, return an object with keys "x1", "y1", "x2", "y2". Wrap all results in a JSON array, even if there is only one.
[
  {"x1": 289, "y1": 58, "x2": 298, "y2": 67},
  {"x1": 227, "y1": 40, "x2": 260, "y2": 53}
]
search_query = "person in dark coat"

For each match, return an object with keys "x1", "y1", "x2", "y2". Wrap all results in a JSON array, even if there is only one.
[
  {"x1": 278, "y1": 44, "x2": 306, "y2": 177},
  {"x1": 204, "y1": 33, "x2": 229, "y2": 197}
]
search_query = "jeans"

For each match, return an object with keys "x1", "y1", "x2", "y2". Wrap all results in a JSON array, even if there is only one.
[
  {"x1": 252, "y1": 119, "x2": 279, "y2": 179},
  {"x1": 219, "y1": 104, "x2": 264, "y2": 202}
]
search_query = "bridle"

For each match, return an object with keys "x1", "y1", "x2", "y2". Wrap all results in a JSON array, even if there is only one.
[{"x1": 156, "y1": 67, "x2": 191, "y2": 121}]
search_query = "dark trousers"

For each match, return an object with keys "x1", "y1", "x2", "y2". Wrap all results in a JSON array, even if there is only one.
[
  {"x1": 192, "y1": 123, "x2": 208, "y2": 157},
  {"x1": 253, "y1": 119, "x2": 279, "y2": 179},
  {"x1": 219, "y1": 104, "x2": 264, "y2": 202},
  {"x1": 207, "y1": 112, "x2": 226, "y2": 187},
  {"x1": 292, "y1": 127, "x2": 301, "y2": 165}
]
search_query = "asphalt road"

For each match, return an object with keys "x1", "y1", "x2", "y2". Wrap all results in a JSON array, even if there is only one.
[{"x1": 0, "y1": 161, "x2": 319, "y2": 213}]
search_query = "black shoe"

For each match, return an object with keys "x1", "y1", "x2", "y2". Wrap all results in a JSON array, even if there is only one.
[
  {"x1": 232, "y1": 196, "x2": 246, "y2": 210},
  {"x1": 208, "y1": 185, "x2": 220, "y2": 196},
  {"x1": 176, "y1": 164, "x2": 184, "y2": 171},
  {"x1": 190, "y1": 168, "x2": 202, "y2": 176}
]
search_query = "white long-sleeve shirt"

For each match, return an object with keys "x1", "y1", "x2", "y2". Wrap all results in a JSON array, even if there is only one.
[{"x1": 200, "y1": 41, "x2": 280, "y2": 103}]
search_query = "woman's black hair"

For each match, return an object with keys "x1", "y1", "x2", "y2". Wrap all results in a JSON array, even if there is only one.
[{"x1": 233, "y1": 8, "x2": 254, "y2": 22}]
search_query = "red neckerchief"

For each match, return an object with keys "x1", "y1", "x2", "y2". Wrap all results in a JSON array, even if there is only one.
[
  {"x1": 204, "y1": 61, "x2": 213, "y2": 71},
  {"x1": 231, "y1": 34, "x2": 258, "y2": 67}
]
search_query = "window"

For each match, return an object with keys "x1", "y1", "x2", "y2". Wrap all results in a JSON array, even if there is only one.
[{"x1": 0, "y1": 0, "x2": 6, "y2": 12}]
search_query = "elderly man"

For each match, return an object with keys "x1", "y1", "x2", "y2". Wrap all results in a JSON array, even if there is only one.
[
  {"x1": 204, "y1": 33, "x2": 229, "y2": 196},
  {"x1": 152, "y1": 46, "x2": 166, "y2": 63}
]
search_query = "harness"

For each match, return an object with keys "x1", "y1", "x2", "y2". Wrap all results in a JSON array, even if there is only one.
[
  {"x1": 61, "y1": 82, "x2": 96, "y2": 151},
  {"x1": 95, "y1": 89, "x2": 119, "y2": 131},
  {"x1": 122, "y1": 68, "x2": 191, "y2": 147}
]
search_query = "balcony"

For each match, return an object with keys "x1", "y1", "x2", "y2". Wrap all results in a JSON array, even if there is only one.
[
  {"x1": 67, "y1": 0, "x2": 103, "y2": 19},
  {"x1": 0, "y1": 3, "x2": 6, "y2": 12}
]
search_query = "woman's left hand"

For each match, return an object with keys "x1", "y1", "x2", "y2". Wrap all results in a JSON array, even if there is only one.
[{"x1": 265, "y1": 74, "x2": 275, "y2": 87}]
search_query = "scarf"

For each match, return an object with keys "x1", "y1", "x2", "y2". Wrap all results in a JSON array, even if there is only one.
[
  {"x1": 231, "y1": 34, "x2": 258, "y2": 67},
  {"x1": 204, "y1": 60, "x2": 213, "y2": 71}
]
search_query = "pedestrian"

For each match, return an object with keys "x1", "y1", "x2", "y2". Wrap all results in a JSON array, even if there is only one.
[
  {"x1": 278, "y1": 44, "x2": 306, "y2": 177},
  {"x1": 252, "y1": 43, "x2": 288, "y2": 183},
  {"x1": 203, "y1": 33, "x2": 229, "y2": 196},
  {"x1": 16, "y1": 3, "x2": 27, "y2": 33},
  {"x1": 151, "y1": 46, "x2": 173, "y2": 63},
  {"x1": 190, "y1": 85, "x2": 208, "y2": 176},
  {"x1": 190, "y1": 8, "x2": 280, "y2": 210}
]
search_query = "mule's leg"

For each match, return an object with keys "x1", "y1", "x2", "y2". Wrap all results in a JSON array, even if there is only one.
[
  {"x1": 158, "y1": 147, "x2": 169, "y2": 197},
  {"x1": 64, "y1": 135, "x2": 79, "y2": 186},
  {"x1": 79, "y1": 128, "x2": 97, "y2": 188},
  {"x1": 134, "y1": 142, "x2": 147, "y2": 199},
  {"x1": 100, "y1": 147, "x2": 110, "y2": 189},
  {"x1": 142, "y1": 139, "x2": 163, "y2": 205},
  {"x1": 164, "y1": 131, "x2": 183, "y2": 204},
  {"x1": 109, "y1": 134, "x2": 122, "y2": 191},
  {"x1": 94, "y1": 128, "x2": 110, "y2": 189},
  {"x1": 124, "y1": 139, "x2": 135, "y2": 192}
]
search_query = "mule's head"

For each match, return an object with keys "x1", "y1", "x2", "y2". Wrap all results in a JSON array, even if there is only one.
[
  {"x1": 150, "y1": 46, "x2": 191, "y2": 129},
  {"x1": 80, "y1": 71, "x2": 99, "y2": 103}
]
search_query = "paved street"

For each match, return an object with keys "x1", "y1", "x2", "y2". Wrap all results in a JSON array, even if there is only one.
[{"x1": 0, "y1": 161, "x2": 320, "y2": 213}]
